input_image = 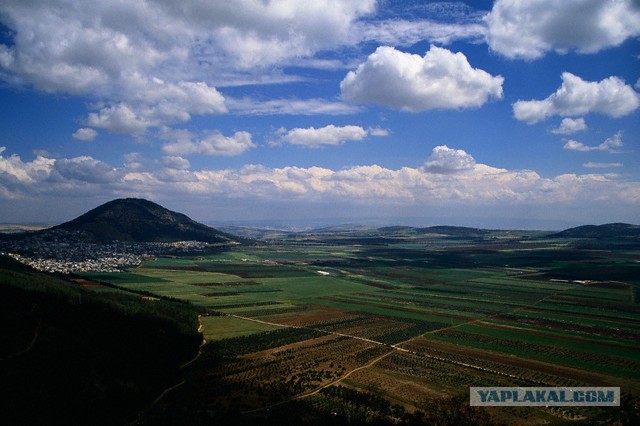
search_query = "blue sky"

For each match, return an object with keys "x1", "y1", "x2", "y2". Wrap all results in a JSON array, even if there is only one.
[{"x1": 0, "y1": 0, "x2": 639, "y2": 229}]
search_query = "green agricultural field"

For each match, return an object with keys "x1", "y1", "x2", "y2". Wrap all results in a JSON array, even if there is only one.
[
  {"x1": 201, "y1": 315, "x2": 281, "y2": 341},
  {"x1": 82, "y1": 231, "x2": 640, "y2": 425}
]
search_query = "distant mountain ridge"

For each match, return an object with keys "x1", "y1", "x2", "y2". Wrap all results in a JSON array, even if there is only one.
[
  {"x1": 220, "y1": 223, "x2": 639, "y2": 241},
  {"x1": 551, "y1": 223, "x2": 640, "y2": 239},
  {"x1": 4, "y1": 200, "x2": 636, "y2": 243},
  {"x1": 378, "y1": 225, "x2": 490, "y2": 237},
  {"x1": 416, "y1": 225, "x2": 490, "y2": 237},
  {"x1": 51, "y1": 198, "x2": 240, "y2": 243}
]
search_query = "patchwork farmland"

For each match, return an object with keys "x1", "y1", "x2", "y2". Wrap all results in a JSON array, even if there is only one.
[{"x1": 84, "y1": 228, "x2": 640, "y2": 424}]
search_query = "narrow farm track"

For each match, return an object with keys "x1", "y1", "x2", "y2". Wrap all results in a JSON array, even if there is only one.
[
  {"x1": 231, "y1": 313, "x2": 391, "y2": 347},
  {"x1": 242, "y1": 347, "x2": 396, "y2": 415},
  {"x1": 150, "y1": 380, "x2": 186, "y2": 407},
  {"x1": 0, "y1": 321, "x2": 41, "y2": 361},
  {"x1": 229, "y1": 314, "x2": 292, "y2": 329},
  {"x1": 147, "y1": 316, "x2": 206, "y2": 409},
  {"x1": 179, "y1": 316, "x2": 207, "y2": 369},
  {"x1": 236, "y1": 280, "x2": 583, "y2": 415}
]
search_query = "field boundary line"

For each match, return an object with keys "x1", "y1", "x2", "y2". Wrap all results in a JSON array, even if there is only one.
[{"x1": 236, "y1": 281, "x2": 582, "y2": 415}]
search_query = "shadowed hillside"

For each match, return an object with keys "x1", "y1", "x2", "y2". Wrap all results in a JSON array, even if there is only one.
[
  {"x1": 51, "y1": 198, "x2": 241, "y2": 243},
  {"x1": 0, "y1": 255, "x2": 202, "y2": 425},
  {"x1": 551, "y1": 223, "x2": 640, "y2": 239}
]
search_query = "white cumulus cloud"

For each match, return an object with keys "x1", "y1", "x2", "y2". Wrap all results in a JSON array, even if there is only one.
[
  {"x1": 87, "y1": 104, "x2": 154, "y2": 135},
  {"x1": 72, "y1": 128, "x2": 98, "y2": 141},
  {"x1": 422, "y1": 145, "x2": 477, "y2": 174},
  {"x1": 340, "y1": 46, "x2": 503, "y2": 112},
  {"x1": 550, "y1": 118, "x2": 587, "y2": 135},
  {"x1": 514, "y1": 73, "x2": 640, "y2": 124},
  {"x1": 85, "y1": 80, "x2": 227, "y2": 134},
  {"x1": 0, "y1": 150, "x2": 55, "y2": 188},
  {"x1": 485, "y1": 0, "x2": 640, "y2": 59},
  {"x1": 274, "y1": 125, "x2": 387, "y2": 148},
  {"x1": 162, "y1": 129, "x2": 255, "y2": 157},
  {"x1": 563, "y1": 132, "x2": 624, "y2": 153}
]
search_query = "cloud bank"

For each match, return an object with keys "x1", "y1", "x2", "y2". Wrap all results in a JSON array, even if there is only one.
[{"x1": 2, "y1": 146, "x2": 639, "y2": 208}]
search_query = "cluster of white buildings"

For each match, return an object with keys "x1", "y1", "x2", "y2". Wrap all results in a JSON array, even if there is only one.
[
  {"x1": 5, "y1": 252, "x2": 142, "y2": 274},
  {"x1": 0, "y1": 229, "x2": 224, "y2": 274}
]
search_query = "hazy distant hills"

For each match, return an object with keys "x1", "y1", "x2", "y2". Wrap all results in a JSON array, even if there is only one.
[
  {"x1": 550, "y1": 223, "x2": 640, "y2": 239},
  {"x1": 1, "y1": 198, "x2": 637, "y2": 244},
  {"x1": 51, "y1": 198, "x2": 241, "y2": 244},
  {"x1": 220, "y1": 222, "x2": 640, "y2": 242},
  {"x1": 379, "y1": 225, "x2": 491, "y2": 237}
]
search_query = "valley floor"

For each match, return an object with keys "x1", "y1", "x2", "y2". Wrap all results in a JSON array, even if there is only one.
[{"x1": 80, "y1": 233, "x2": 640, "y2": 424}]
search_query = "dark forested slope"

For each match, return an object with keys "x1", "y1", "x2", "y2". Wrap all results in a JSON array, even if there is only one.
[{"x1": 0, "y1": 255, "x2": 202, "y2": 425}]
